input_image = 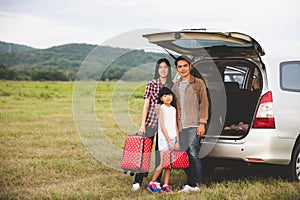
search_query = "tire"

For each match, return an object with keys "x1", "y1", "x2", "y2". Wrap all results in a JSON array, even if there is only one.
[{"x1": 288, "y1": 143, "x2": 300, "y2": 181}]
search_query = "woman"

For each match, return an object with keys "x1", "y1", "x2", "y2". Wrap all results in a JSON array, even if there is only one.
[{"x1": 132, "y1": 58, "x2": 173, "y2": 191}]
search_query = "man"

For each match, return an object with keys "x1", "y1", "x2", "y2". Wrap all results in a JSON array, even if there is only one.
[{"x1": 172, "y1": 56, "x2": 209, "y2": 192}]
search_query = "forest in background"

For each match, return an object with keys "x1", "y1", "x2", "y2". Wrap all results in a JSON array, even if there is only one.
[{"x1": 0, "y1": 41, "x2": 172, "y2": 81}]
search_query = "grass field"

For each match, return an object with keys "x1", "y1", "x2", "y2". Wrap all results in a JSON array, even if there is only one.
[{"x1": 0, "y1": 81, "x2": 299, "y2": 200}]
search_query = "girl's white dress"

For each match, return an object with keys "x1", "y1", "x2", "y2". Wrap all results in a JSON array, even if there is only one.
[{"x1": 158, "y1": 104, "x2": 177, "y2": 151}]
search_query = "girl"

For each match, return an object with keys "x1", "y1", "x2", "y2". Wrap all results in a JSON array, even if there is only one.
[{"x1": 147, "y1": 87, "x2": 179, "y2": 193}]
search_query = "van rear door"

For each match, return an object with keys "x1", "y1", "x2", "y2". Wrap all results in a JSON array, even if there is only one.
[{"x1": 143, "y1": 30, "x2": 264, "y2": 59}]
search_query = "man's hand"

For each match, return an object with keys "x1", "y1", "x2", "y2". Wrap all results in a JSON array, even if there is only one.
[{"x1": 197, "y1": 123, "x2": 205, "y2": 138}]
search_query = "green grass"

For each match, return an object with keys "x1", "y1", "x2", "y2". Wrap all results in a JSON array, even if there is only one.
[{"x1": 0, "y1": 81, "x2": 299, "y2": 200}]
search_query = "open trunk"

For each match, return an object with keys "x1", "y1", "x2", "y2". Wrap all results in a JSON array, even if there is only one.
[{"x1": 192, "y1": 59, "x2": 262, "y2": 139}]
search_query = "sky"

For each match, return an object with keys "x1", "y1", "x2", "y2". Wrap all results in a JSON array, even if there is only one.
[{"x1": 0, "y1": 0, "x2": 299, "y2": 62}]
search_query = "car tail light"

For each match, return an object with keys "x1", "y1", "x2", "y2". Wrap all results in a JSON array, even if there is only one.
[
  {"x1": 252, "y1": 91, "x2": 275, "y2": 128},
  {"x1": 247, "y1": 158, "x2": 263, "y2": 162}
]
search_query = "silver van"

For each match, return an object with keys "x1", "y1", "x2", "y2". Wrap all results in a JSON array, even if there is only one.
[{"x1": 143, "y1": 29, "x2": 300, "y2": 181}]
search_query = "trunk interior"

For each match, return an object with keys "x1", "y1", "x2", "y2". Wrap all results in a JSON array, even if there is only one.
[{"x1": 192, "y1": 59, "x2": 262, "y2": 139}]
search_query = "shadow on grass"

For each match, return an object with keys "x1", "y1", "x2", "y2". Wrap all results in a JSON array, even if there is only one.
[{"x1": 203, "y1": 163, "x2": 288, "y2": 184}]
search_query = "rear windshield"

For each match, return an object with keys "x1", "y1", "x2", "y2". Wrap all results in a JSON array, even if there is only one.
[
  {"x1": 172, "y1": 40, "x2": 253, "y2": 49},
  {"x1": 224, "y1": 66, "x2": 247, "y2": 88}
]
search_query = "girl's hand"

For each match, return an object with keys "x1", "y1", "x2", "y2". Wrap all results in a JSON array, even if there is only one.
[
  {"x1": 174, "y1": 143, "x2": 180, "y2": 150},
  {"x1": 169, "y1": 143, "x2": 176, "y2": 150}
]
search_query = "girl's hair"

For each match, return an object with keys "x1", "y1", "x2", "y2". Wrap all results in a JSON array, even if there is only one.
[
  {"x1": 154, "y1": 58, "x2": 173, "y2": 88},
  {"x1": 157, "y1": 87, "x2": 177, "y2": 108}
]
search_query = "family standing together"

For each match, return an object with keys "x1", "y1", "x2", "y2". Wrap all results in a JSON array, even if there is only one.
[{"x1": 132, "y1": 56, "x2": 209, "y2": 193}]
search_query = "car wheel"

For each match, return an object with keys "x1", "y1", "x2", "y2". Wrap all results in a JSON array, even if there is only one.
[{"x1": 288, "y1": 143, "x2": 300, "y2": 181}]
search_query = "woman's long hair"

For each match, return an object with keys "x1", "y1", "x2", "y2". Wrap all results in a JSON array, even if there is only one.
[{"x1": 154, "y1": 58, "x2": 173, "y2": 88}]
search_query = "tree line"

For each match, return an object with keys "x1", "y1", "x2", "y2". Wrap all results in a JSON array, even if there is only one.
[
  {"x1": 0, "y1": 64, "x2": 71, "y2": 81},
  {"x1": 0, "y1": 42, "x2": 172, "y2": 81}
]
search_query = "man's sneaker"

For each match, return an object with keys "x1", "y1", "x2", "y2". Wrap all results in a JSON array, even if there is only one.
[
  {"x1": 192, "y1": 186, "x2": 200, "y2": 192},
  {"x1": 132, "y1": 183, "x2": 140, "y2": 191},
  {"x1": 178, "y1": 184, "x2": 200, "y2": 193},
  {"x1": 178, "y1": 184, "x2": 193, "y2": 193},
  {"x1": 147, "y1": 183, "x2": 160, "y2": 194},
  {"x1": 161, "y1": 184, "x2": 172, "y2": 193}
]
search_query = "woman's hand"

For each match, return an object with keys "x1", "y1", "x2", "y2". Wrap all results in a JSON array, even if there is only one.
[
  {"x1": 138, "y1": 126, "x2": 145, "y2": 135},
  {"x1": 155, "y1": 104, "x2": 161, "y2": 116}
]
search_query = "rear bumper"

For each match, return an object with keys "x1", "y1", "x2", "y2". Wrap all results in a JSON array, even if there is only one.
[{"x1": 202, "y1": 129, "x2": 295, "y2": 165}]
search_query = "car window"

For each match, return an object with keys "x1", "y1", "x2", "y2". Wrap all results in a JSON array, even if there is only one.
[
  {"x1": 280, "y1": 61, "x2": 300, "y2": 92},
  {"x1": 251, "y1": 68, "x2": 261, "y2": 91},
  {"x1": 224, "y1": 66, "x2": 247, "y2": 88},
  {"x1": 172, "y1": 40, "x2": 252, "y2": 49}
]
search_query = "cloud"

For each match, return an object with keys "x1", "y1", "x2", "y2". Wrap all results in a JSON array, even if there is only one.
[
  {"x1": 0, "y1": 0, "x2": 299, "y2": 60},
  {"x1": 0, "y1": 11, "x2": 108, "y2": 48}
]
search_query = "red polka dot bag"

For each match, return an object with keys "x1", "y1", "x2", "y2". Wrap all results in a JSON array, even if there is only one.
[
  {"x1": 163, "y1": 150, "x2": 189, "y2": 169},
  {"x1": 120, "y1": 135, "x2": 152, "y2": 173}
]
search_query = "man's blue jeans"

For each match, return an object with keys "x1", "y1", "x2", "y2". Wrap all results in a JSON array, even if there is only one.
[{"x1": 179, "y1": 127, "x2": 202, "y2": 186}]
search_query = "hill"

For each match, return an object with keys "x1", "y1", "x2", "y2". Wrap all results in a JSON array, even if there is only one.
[
  {"x1": 0, "y1": 41, "x2": 36, "y2": 52},
  {"x1": 0, "y1": 41, "x2": 171, "y2": 81}
]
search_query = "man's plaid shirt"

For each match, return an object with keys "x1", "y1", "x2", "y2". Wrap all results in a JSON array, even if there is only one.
[{"x1": 144, "y1": 78, "x2": 166, "y2": 128}]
